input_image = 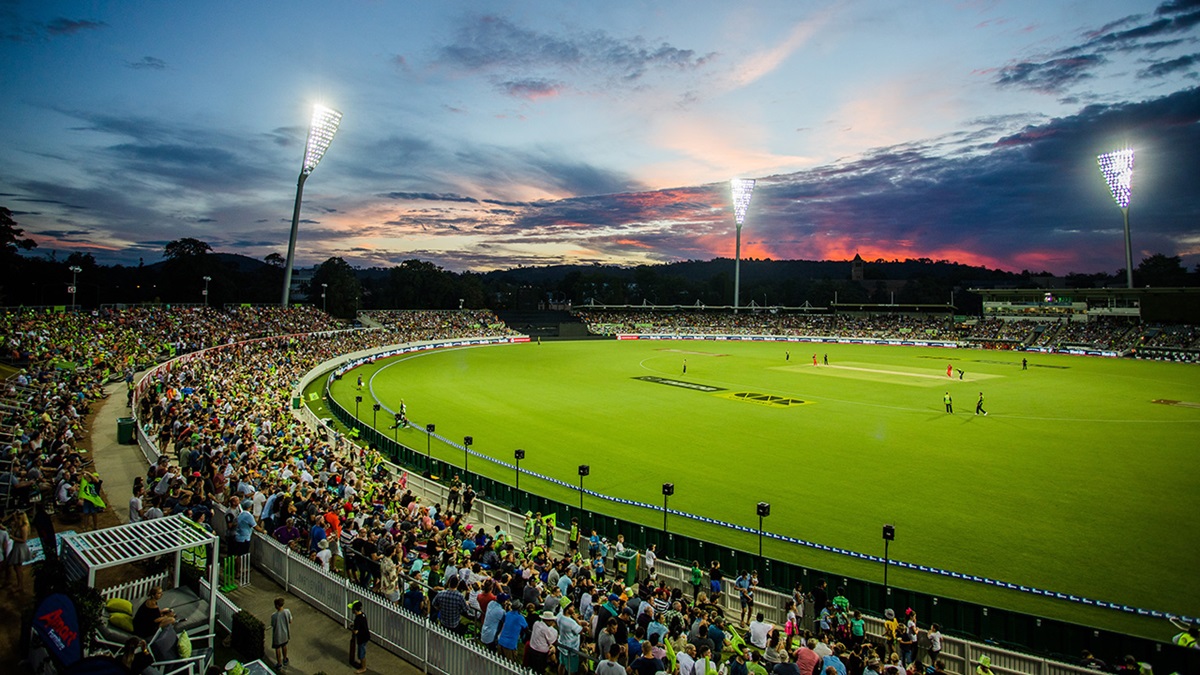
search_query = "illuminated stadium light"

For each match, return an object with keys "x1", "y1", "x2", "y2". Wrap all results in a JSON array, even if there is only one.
[
  {"x1": 1096, "y1": 148, "x2": 1134, "y2": 288},
  {"x1": 730, "y1": 178, "x2": 757, "y2": 312},
  {"x1": 282, "y1": 104, "x2": 344, "y2": 306},
  {"x1": 302, "y1": 105, "x2": 344, "y2": 176}
]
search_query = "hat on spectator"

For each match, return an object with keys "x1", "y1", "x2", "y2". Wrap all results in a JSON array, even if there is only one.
[
  {"x1": 884, "y1": 608, "x2": 895, "y2": 620},
  {"x1": 540, "y1": 611, "x2": 556, "y2": 621},
  {"x1": 318, "y1": 539, "x2": 329, "y2": 550}
]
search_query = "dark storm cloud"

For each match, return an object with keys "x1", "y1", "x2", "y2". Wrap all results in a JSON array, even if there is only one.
[
  {"x1": 127, "y1": 56, "x2": 167, "y2": 70},
  {"x1": 995, "y1": 55, "x2": 1105, "y2": 93},
  {"x1": 44, "y1": 18, "x2": 106, "y2": 36},
  {"x1": 381, "y1": 192, "x2": 480, "y2": 203},
  {"x1": 37, "y1": 229, "x2": 92, "y2": 238},
  {"x1": 499, "y1": 78, "x2": 563, "y2": 99},
  {"x1": 995, "y1": 2, "x2": 1200, "y2": 93},
  {"x1": 1139, "y1": 52, "x2": 1200, "y2": 77},
  {"x1": 1158, "y1": 0, "x2": 1200, "y2": 14},
  {"x1": 61, "y1": 110, "x2": 288, "y2": 192},
  {"x1": 436, "y1": 15, "x2": 715, "y2": 87}
]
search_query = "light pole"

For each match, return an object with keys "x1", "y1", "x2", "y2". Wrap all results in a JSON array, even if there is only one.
[
  {"x1": 756, "y1": 502, "x2": 770, "y2": 568},
  {"x1": 202, "y1": 276, "x2": 212, "y2": 306},
  {"x1": 463, "y1": 436, "x2": 473, "y2": 473},
  {"x1": 514, "y1": 449, "x2": 525, "y2": 490},
  {"x1": 372, "y1": 403, "x2": 380, "y2": 429},
  {"x1": 354, "y1": 395, "x2": 362, "y2": 421},
  {"x1": 282, "y1": 104, "x2": 343, "y2": 306},
  {"x1": 68, "y1": 265, "x2": 81, "y2": 308},
  {"x1": 730, "y1": 179, "x2": 757, "y2": 312},
  {"x1": 321, "y1": 283, "x2": 328, "y2": 312},
  {"x1": 662, "y1": 483, "x2": 673, "y2": 533},
  {"x1": 577, "y1": 465, "x2": 589, "y2": 514},
  {"x1": 883, "y1": 524, "x2": 895, "y2": 597},
  {"x1": 426, "y1": 423, "x2": 436, "y2": 471},
  {"x1": 1097, "y1": 148, "x2": 1135, "y2": 289}
]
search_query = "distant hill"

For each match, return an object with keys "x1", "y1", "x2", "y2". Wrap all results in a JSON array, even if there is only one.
[
  {"x1": 142, "y1": 252, "x2": 272, "y2": 274},
  {"x1": 479, "y1": 257, "x2": 1016, "y2": 285}
]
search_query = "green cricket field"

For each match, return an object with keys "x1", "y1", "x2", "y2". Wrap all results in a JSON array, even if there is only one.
[{"x1": 322, "y1": 339, "x2": 1200, "y2": 639}]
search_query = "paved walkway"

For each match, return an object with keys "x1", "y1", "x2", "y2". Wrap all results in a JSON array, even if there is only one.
[{"x1": 89, "y1": 381, "x2": 423, "y2": 675}]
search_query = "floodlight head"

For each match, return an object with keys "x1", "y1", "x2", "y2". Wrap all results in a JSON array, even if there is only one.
[
  {"x1": 301, "y1": 105, "x2": 343, "y2": 176},
  {"x1": 69, "y1": 265, "x2": 82, "y2": 273},
  {"x1": 514, "y1": 448, "x2": 525, "y2": 460},
  {"x1": 464, "y1": 436, "x2": 473, "y2": 446},
  {"x1": 730, "y1": 178, "x2": 757, "y2": 227},
  {"x1": 1097, "y1": 148, "x2": 1134, "y2": 210}
]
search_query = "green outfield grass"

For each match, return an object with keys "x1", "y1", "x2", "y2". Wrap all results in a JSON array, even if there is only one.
[{"x1": 325, "y1": 339, "x2": 1200, "y2": 640}]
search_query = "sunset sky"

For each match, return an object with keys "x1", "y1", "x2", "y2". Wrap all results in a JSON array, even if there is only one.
[{"x1": 2, "y1": 0, "x2": 1199, "y2": 274}]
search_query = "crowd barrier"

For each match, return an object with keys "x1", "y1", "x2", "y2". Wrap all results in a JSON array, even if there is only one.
[{"x1": 251, "y1": 533, "x2": 535, "y2": 675}]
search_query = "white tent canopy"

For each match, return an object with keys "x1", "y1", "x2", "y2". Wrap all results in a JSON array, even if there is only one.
[{"x1": 63, "y1": 514, "x2": 220, "y2": 635}]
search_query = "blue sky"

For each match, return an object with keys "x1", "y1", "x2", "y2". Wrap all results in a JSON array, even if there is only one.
[{"x1": 2, "y1": 0, "x2": 1198, "y2": 273}]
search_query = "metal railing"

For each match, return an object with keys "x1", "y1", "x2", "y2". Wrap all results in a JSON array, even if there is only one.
[{"x1": 250, "y1": 533, "x2": 534, "y2": 675}]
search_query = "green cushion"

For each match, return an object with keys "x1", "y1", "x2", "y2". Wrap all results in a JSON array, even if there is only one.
[
  {"x1": 177, "y1": 630, "x2": 192, "y2": 659},
  {"x1": 106, "y1": 597, "x2": 134, "y2": 616},
  {"x1": 109, "y1": 612, "x2": 134, "y2": 633}
]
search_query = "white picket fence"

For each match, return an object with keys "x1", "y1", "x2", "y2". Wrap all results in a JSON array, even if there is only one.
[{"x1": 251, "y1": 533, "x2": 536, "y2": 675}]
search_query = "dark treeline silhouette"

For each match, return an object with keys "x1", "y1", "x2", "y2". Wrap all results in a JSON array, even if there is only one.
[{"x1": 3, "y1": 208, "x2": 1197, "y2": 311}]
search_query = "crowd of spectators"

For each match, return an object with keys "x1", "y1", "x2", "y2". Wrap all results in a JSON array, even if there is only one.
[
  {"x1": 1033, "y1": 318, "x2": 1140, "y2": 351},
  {"x1": 361, "y1": 309, "x2": 520, "y2": 342},
  {"x1": 576, "y1": 311, "x2": 964, "y2": 342},
  {"x1": 2, "y1": 304, "x2": 1189, "y2": 673},
  {"x1": 0, "y1": 306, "x2": 348, "y2": 375},
  {"x1": 576, "y1": 311, "x2": 1199, "y2": 358}
]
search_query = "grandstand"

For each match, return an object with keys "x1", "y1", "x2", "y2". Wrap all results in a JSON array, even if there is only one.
[{"x1": 3, "y1": 304, "x2": 1198, "y2": 675}]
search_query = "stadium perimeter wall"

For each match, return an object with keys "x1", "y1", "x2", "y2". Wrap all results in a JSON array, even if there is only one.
[{"x1": 308, "y1": 336, "x2": 1196, "y2": 675}]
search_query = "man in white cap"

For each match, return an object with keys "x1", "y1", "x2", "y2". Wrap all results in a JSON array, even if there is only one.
[{"x1": 528, "y1": 610, "x2": 559, "y2": 672}]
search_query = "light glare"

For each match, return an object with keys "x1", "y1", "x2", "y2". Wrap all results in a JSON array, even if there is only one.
[
  {"x1": 1097, "y1": 148, "x2": 1134, "y2": 209},
  {"x1": 302, "y1": 105, "x2": 343, "y2": 175},
  {"x1": 731, "y1": 178, "x2": 756, "y2": 227}
]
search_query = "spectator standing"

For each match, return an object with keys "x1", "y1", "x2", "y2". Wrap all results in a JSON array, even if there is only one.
[
  {"x1": 497, "y1": 602, "x2": 528, "y2": 661},
  {"x1": 433, "y1": 577, "x2": 469, "y2": 634},
  {"x1": 928, "y1": 623, "x2": 943, "y2": 663},
  {"x1": 644, "y1": 544, "x2": 657, "y2": 578},
  {"x1": 528, "y1": 611, "x2": 559, "y2": 672},
  {"x1": 351, "y1": 601, "x2": 369, "y2": 674},
  {"x1": 270, "y1": 597, "x2": 292, "y2": 669},
  {"x1": 595, "y1": 644, "x2": 625, "y2": 675}
]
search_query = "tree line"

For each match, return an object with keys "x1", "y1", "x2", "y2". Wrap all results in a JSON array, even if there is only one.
[{"x1": 3, "y1": 207, "x2": 1197, "y2": 318}]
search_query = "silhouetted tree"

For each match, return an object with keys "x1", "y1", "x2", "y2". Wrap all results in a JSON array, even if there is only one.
[
  {"x1": 310, "y1": 257, "x2": 361, "y2": 319},
  {"x1": 1135, "y1": 253, "x2": 1189, "y2": 287}
]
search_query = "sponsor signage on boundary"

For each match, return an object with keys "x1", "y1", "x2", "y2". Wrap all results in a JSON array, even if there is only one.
[{"x1": 616, "y1": 333, "x2": 959, "y2": 348}]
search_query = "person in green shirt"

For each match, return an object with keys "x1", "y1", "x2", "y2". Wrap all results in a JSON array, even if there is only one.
[
  {"x1": 690, "y1": 561, "x2": 705, "y2": 602},
  {"x1": 850, "y1": 610, "x2": 866, "y2": 646}
]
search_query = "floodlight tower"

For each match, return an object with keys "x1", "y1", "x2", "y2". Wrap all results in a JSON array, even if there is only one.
[
  {"x1": 281, "y1": 104, "x2": 343, "y2": 306},
  {"x1": 1097, "y1": 148, "x2": 1135, "y2": 289},
  {"x1": 730, "y1": 179, "x2": 757, "y2": 312}
]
